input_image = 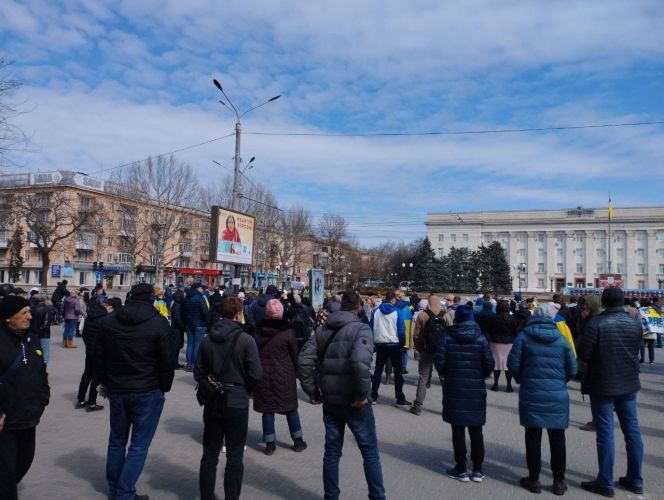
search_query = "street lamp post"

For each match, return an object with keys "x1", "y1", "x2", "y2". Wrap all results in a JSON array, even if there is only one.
[
  {"x1": 213, "y1": 78, "x2": 280, "y2": 291},
  {"x1": 550, "y1": 276, "x2": 554, "y2": 293},
  {"x1": 515, "y1": 263, "x2": 526, "y2": 294}
]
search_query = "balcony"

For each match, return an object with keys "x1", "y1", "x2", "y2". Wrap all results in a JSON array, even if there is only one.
[
  {"x1": 181, "y1": 250, "x2": 193, "y2": 258},
  {"x1": 75, "y1": 240, "x2": 94, "y2": 251},
  {"x1": 0, "y1": 238, "x2": 8, "y2": 249}
]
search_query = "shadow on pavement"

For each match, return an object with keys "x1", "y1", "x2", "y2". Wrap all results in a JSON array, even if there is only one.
[
  {"x1": 54, "y1": 447, "x2": 107, "y2": 495},
  {"x1": 379, "y1": 440, "x2": 451, "y2": 474},
  {"x1": 143, "y1": 453, "x2": 199, "y2": 500},
  {"x1": 244, "y1": 461, "x2": 320, "y2": 500},
  {"x1": 163, "y1": 415, "x2": 203, "y2": 442}
]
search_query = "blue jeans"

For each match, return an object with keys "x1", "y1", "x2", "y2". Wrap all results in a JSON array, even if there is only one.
[
  {"x1": 106, "y1": 389, "x2": 165, "y2": 500},
  {"x1": 63, "y1": 319, "x2": 77, "y2": 341},
  {"x1": 39, "y1": 338, "x2": 50, "y2": 364},
  {"x1": 322, "y1": 403, "x2": 385, "y2": 500},
  {"x1": 262, "y1": 410, "x2": 303, "y2": 443},
  {"x1": 186, "y1": 326, "x2": 206, "y2": 367},
  {"x1": 590, "y1": 392, "x2": 643, "y2": 490}
]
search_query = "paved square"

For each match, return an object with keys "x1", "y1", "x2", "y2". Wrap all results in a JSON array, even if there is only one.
[{"x1": 19, "y1": 327, "x2": 662, "y2": 499}]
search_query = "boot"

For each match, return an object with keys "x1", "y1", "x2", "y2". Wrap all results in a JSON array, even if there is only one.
[
  {"x1": 491, "y1": 370, "x2": 500, "y2": 391},
  {"x1": 67, "y1": 339, "x2": 77, "y2": 348},
  {"x1": 293, "y1": 438, "x2": 308, "y2": 452},
  {"x1": 62, "y1": 339, "x2": 68, "y2": 348},
  {"x1": 264, "y1": 442, "x2": 276, "y2": 456}
]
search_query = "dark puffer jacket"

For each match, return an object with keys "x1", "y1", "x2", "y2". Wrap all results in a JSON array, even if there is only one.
[
  {"x1": 487, "y1": 312, "x2": 518, "y2": 344},
  {"x1": 0, "y1": 326, "x2": 50, "y2": 430},
  {"x1": 577, "y1": 307, "x2": 642, "y2": 397},
  {"x1": 96, "y1": 301, "x2": 174, "y2": 394},
  {"x1": 253, "y1": 319, "x2": 299, "y2": 414},
  {"x1": 507, "y1": 316, "x2": 577, "y2": 429},
  {"x1": 82, "y1": 303, "x2": 107, "y2": 355},
  {"x1": 434, "y1": 320, "x2": 494, "y2": 427},
  {"x1": 183, "y1": 289, "x2": 209, "y2": 330},
  {"x1": 298, "y1": 310, "x2": 374, "y2": 406}
]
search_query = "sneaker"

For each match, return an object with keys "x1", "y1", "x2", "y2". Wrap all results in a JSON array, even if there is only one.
[
  {"x1": 185, "y1": 365, "x2": 193, "y2": 372},
  {"x1": 264, "y1": 442, "x2": 276, "y2": 456},
  {"x1": 86, "y1": 404, "x2": 104, "y2": 412},
  {"x1": 409, "y1": 405, "x2": 422, "y2": 416},
  {"x1": 395, "y1": 399, "x2": 412, "y2": 406},
  {"x1": 75, "y1": 401, "x2": 88, "y2": 409},
  {"x1": 618, "y1": 476, "x2": 643, "y2": 495},
  {"x1": 293, "y1": 438, "x2": 308, "y2": 452},
  {"x1": 446, "y1": 468, "x2": 470, "y2": 482},
  {"x1": 490, "y1": 384, "x2": 499, "y2": 391},
  {"x1": 519, "y1": 477, "x2": 542, "y2": 494},
  {"x1": 553, "y1": 480, "x2": 568, "y2": 496},
  {"x1": 370, "y1": 395, "x2": 378, "y2": 405},
  {"x1": 470, "y1": 472, "x2": 485, "y2": 483},
  {"x1": 581, "y1": 480, "x2": 614, "y2": 498},
  {"x1": 506, "y1": 385, "x2": 514, "y2": 393}
]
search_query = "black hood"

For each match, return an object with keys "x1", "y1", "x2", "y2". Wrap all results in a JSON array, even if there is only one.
[
  {"x1": 115, "y1": 301, "x2": 159, "y2": 326},
  {"x1": 257, "y1": 318, "x2": 291, "y2": 334},
  {"x1": 208, "y1": 317, "x2": 245, "y2": 343},
  {"x1": 86, "y1": 303, "x2": 108, "y2": 321},
  {"x1": 448, "y1": 320, "x2": 483, "y2": 343}
]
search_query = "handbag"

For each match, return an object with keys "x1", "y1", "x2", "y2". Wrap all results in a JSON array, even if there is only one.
[{"x1": 195, "y1": 331, "x2": 241, "y2": 407}]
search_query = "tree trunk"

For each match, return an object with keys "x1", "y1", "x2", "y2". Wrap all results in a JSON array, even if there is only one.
[{"x1": 40, "y1": 252, "x2": 50, "y2": 287}]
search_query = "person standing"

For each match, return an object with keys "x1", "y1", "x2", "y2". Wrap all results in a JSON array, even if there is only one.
[
  {"x1": 577, "y1": 287, "x2": 644, "y2": 497},
  {"x1": 434, "y1": 305, "x2": 494, "y2": 483},
  {"x1": 507, "y1": 305, "x2": 577, "y2": 496},
  {"x1": 96, "y1": 284, "x2": 174, "y2": 500},
  {"x1": 0, "y1": 295, "x2": 50, "y2": 500},
  {"x1": 170, "y1": 286, "x2": 186, "y2": 369},
  {"x1": 370, "y1": 290, "x2": 409, "y2": 406},
  {"x1": 638, "y1": 298, "x2": 661, "y2": 364},
  {"x1": 253, "y1": 299, "x2": 307, "y2": 455},
  {"x1": 62, "y1": 290, "x2": 82, "y2": 348},
  {"x1": 51, "y1": 280, "x2": 67, "y2": 324},
  {"x1": 29, "y1": 295, "x2": 54, "y2": 365},
  {"x1": 410, "y1": 295, "x2": 452, "y2": 415},
  {"x1": 298, "y1": 291, "x2": 386, "y2": 500},
  {"x1": 486, "y1": 299, "x2": 518, "y2": 392},
  {"x1": 184, "y1": 282, "x2": 210, "y2": 372},
  {"x1": 195, "y1": 296, "x2": 263, "y2": 500}
]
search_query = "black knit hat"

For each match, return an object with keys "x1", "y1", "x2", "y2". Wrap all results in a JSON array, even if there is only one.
[
  {"x1": 0, "y1": 295, "x2": 31, "y2": 322},
  {"x1": 130, "y1": 283, "x2": 155, "y2": 303}
]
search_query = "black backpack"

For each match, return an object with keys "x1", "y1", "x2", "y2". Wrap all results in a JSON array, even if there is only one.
[
  {"x1": 291, "y1": 308, "x2": 313, "y2": 351},
  {"x1": 423, "y1": 310, "x2": 447, "y2": 353}
]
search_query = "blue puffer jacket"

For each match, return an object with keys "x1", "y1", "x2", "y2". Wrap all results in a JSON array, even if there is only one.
[
  {"x1": 183, "y1": 289, "x2": 209, "y2": 330},
  {"x1": 434, "y1": 320, "x2": 494, "y2": 427},
  {"x1": 507, "y1": 316, "x2": 577, "y2": 429}
]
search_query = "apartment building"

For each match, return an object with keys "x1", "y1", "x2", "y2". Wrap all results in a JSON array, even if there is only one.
[{"x1": 426, "y1": 206, "x2": 664, "y2": 292}]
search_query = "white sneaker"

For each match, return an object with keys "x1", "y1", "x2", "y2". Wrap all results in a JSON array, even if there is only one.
[{"x1": 222, "y1": 445, "x2": 247, "y2": 453}]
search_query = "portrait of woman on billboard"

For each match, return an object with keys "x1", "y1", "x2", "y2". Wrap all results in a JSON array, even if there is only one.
[{"x1": 222, "y1": 214, "x2": 241, "y2": 243}]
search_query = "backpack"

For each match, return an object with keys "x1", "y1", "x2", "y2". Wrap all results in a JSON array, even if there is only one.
[
  {"x1": 423, "y1": 309, "x2": 447, "y2": 353},
  {"x1": 291, "y1": 308, "x2": 314, "y2": 351}
]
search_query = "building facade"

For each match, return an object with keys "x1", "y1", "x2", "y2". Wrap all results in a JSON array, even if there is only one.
[
  {"x1": 426, "y1": 206, "x2": 664, "y2": 293},
  {"x1": 0, "y1": 171, "x2": 223, "y2": 290}
]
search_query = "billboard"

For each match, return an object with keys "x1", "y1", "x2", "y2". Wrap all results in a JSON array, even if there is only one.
[
  {"x1": 210, "y1": 206, "x2": 255, "y2": 265},
  {"x1": 308, "y1": 268, "x2": 325, "y2": 312}
]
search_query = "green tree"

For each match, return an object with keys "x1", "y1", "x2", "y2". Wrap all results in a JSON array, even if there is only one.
[
  {"x1": 7, "y1": 226, "x2": 24, "y2": 283},
  {"x1": 445, "y1": 247, "x2": 476, "y2": 292},
  {"x1": 484, "y1": 241, "x2": 512, "y2": 294},
  {"x1": 412, "y1": 237, "x2": 438, "y2": 291}
]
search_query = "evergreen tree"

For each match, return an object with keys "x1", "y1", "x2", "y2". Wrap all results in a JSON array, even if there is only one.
[
  {"x1": 412, "y1": 237, "x2": 438, "y2": 291},
  {"x1": 445, "y1": 246, "x2": 475, "y2": 292},
  {"x1": 7, "y1": 226, "x2": 24, "y2": 283},
  {"x1": 485, "y1": 241, "x2": 512, "y2": 294}
]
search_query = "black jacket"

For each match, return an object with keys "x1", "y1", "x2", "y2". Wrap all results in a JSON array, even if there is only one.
[
  {"x1": 486, "y1": 312, "x2": 518, "y2": 344},
  {"x1": 247, "y1": 293, "x2": 271, "y2": 330},
  {"x1": 96, "y1": 301, "x2": 174, "y2": 394},
  {"x1": 577, "y1": 307, "x2": 642, "y2": 397},
  {"x1": 170, "y1": 290, "x2": 185, "y2": 331},
  {"x1": 183, "y1": 289, "x2": 209, "y2": 330},
  {"x1": 51, "y1": 282, "x2": 67, "y2": 305},
  {"x1": 30, "y1": 302, "x2": 54, "y2": 340},
  {"x1": 434, "y1": 320, "x2": 494, "y2": 427},
  {"x1": 475, "y1": 309, "x2": 494, "y2": 335},
  {"x1": 0, "y1": 326, "x2": 50, "y2": 430},
  {"x1": 194, "y1": 318, "x2": 263, "y2": 409},
  {"x1": 82, "y1": 303, "x2": 107, "y2": 355}
]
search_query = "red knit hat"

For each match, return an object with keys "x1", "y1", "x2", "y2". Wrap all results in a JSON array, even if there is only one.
[{"x1": 265, "y1": 299, "x2": 284, "y2": 319}]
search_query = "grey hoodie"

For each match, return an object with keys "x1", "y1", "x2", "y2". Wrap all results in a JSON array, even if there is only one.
[{"x1": 297, "y1": 310, "x2": 373, "y2": 406}]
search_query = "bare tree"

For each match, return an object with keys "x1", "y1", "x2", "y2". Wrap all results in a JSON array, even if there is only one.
[
  {"x1": 16, "y1": 189, "x2": 100, "y2": 286},
  {"x1": 0, "y1": 58, "x2": 29, "y2": 167},
  {"x1": 277, "y1": 206, "x2": 313, "y2": 279},
  {"x1": 116, "y1": 202, "x2": 149, "y2": 284},
  {"x1": 117, "y1": 155, "x2": 199, "y2": 285},
  {"x1": 317, "y1": 213, "x2": 350, "y2": 287},
  {"x1": 7, "y1": 226, "x2": 24, "y2": 283}
]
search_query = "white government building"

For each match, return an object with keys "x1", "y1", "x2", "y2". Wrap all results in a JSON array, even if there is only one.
[{"x1": 426, "y1": 206, "x2": 664, "y2": 293}]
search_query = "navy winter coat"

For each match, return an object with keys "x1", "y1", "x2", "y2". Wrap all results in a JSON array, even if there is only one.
[
  {"x1": 434, "y1": 320, "x2": 494, "y2": 427},
  {"x1": 183, "y1": 289, "x2": 209, "y2": 330},
  {"x1": 507, "y1": 316, "x2": 577, "y2": 429}
]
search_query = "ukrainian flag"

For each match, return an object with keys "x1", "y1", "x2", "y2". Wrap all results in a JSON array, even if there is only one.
[{"x1": 608, "y1": 197, "x2": 613, "y2": 222}]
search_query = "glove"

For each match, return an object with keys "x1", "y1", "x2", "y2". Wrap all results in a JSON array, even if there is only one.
[{"x1": 96, "y1": 384, "x2": 108, "y2": 399}]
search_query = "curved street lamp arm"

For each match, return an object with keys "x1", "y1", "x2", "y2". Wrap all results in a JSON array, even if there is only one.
[{"x1": 240, "y1": 95, "x2": 281, "y2": 118}]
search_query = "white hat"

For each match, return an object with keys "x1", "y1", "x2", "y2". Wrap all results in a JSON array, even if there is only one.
[
  {"x1": 237, "y1": 292, "x2": 246, "y2": 299},
  {"x1": 29, "y1": 287, "x2": 41, "y2": 294}
]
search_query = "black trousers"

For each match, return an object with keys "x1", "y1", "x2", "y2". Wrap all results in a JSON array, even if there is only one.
[
  {"x1": 0, "y1": 427, "x2": 36, "y2": 500},
  {"x1": 199, "y1": 405, "x2": 249, "y2": 500},
  {"x1": 451, "y1": 425, "x2": 484, "y2": 473},
  {"x1": 77, "y1": 349, "x2": 98, "y2": 404},
  {"x1": 171, "y1": 326, "x2": 184, "y2": 367},
  {"x1": 640, "y1": 339, "x2": 655, "y2": 363},
  {"x1": 371, "y1": 347, "x2": 405, "y2": 402},
  {"x1": 525, "y1": 427, "x2": 566, "y2": 482}
]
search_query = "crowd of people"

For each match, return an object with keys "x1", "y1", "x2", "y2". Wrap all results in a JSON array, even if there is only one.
[{"x1": 0, "y1": 279, "x2": 658, "y2": 499}]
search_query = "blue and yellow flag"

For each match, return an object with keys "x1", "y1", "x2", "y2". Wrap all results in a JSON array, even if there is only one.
[{"x1": 608, "y1": 196, "x2": 613, "y2": 221}]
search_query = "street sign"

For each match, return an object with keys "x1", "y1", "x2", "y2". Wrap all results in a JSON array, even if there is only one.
[{"x1": 95, "y1": 272, "x2": 103, "y2": 282}]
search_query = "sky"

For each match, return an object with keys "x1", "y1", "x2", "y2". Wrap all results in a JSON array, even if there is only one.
[{"x1": 1, "y1": 0, "x2": 664, "y2": 246}]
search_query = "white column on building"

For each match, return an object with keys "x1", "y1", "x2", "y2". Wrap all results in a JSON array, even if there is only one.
[
  {"x1": 647, "y1": 229, "x2": 657, "y2": 288},
  {"x1": 527, "y1": 231, "x2": 537, "y2": 291},
  {"x1": 546, "y1": 231, "x2": 556, "y2": 291},
  {"x1": 625, "y1": 230, "x2": 636, "y2": 289},
  {"x1": 564, "y1": 230, "x2": 575, "y2": 287},
  {"x1": 585, "y1": 230, "x2": 596, "y2": 288},
  {"x1": 509, "y1": 232, "x2": 518, "y2": 291}
]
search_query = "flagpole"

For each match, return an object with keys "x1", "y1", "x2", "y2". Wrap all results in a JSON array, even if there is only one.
[{"x1": 608, "y1": 193, "x2": 612, "y2": 274}]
